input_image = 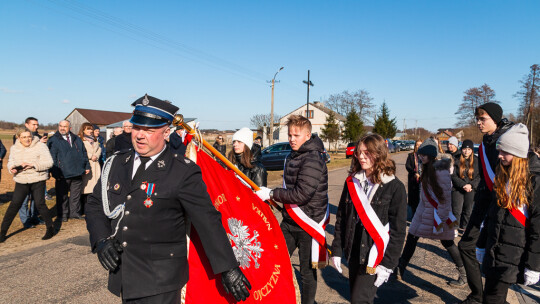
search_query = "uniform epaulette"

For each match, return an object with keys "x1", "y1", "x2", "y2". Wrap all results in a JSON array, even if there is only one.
[
  {"x1": 173, "y1": 153, "x2": 195, "y2": 166},
  {"x1": 114, "y1": 148, "x2": 133, "y2": 155}
]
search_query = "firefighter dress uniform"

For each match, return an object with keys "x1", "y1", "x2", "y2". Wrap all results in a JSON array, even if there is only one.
[{"x1": 85, "y1": 95, "x2": 248, "y2": 303}]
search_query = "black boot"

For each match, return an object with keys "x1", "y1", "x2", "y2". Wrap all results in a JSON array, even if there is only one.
[
  {"x1": 448, "y1": 266, "x2": 467, "y2": 287},
  {"x1": 395, "y1": 259, "x2": 406, "y2": 281},
  {"x1": 0, "y1": 231, "x2": 7, "y2": 243},
  {"x1": 42, "y1": 227, "x2": 55, "y2": 240}
]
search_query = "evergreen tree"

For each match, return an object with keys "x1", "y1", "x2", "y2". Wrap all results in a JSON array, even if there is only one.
[
  {"x1": 373, "y1": 102, "x2": 397, "y2": 139},
  {"x1": 342, "y1": 109, "x2": 364, "y2": 143},
  {"x1": 320, "y1": 112, "x2": 341, "y2": 152}
]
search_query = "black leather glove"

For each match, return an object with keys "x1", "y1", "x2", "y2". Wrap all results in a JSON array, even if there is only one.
[
  {"x1": 95, "y1": 238, "x2": 123, "y2": 271},
  {"x1": 221, "y1": 267, "x2": 251, "y2": 302}
]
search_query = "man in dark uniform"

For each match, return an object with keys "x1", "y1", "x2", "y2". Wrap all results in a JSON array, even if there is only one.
[{"x1": 85, "y1": 94, "x2": 251, "y2": 304}]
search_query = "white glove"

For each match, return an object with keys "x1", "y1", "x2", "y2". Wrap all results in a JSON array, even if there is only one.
[
  {"x1": 373, "y1": 265, "x2": 393, "y2": 287},
  {"x1": 475, "y1": 248, "x2": 485, "y2": 264},
  {"x1": 524, "y1": 268, "x2": 540, "y2": 286},
  {"x1": 331, "y1": 256, "x2": 342, "y2": 274},
  {"x1": 256, "y1": 187, "x2": 271, "y2": 201}
]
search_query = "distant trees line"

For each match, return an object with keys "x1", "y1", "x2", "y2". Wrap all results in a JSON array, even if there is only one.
[{"x1": 0, "y1": 120, "x2": 58, "y2": 131}]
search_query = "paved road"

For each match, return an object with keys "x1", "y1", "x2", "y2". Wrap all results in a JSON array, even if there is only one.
[{"x1": 0, "y1": 152, "x2": 536, "y2": 303}]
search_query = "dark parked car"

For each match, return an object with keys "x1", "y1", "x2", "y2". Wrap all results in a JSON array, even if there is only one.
[
  {"x1": 346, "y1": 142, "x2": 356, "y2": 158},
  {"x1": 386, "y1": 139, "x2": 397, "y2": 153},
  {"x1": 260, "y1": 142, "x2": 292, "y2": 170}
]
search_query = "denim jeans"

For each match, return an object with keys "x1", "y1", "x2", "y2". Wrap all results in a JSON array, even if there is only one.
[{"x1": 18, "y1": 194, "x2": 40, "y2": 226}]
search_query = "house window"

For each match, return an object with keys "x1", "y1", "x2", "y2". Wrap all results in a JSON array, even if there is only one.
[{"x1": 305, "y1": 110, "x2": 314, "y2": 119}]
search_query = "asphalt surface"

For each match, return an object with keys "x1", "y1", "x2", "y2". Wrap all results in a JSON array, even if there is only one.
[{"x1": 0, "y1": 151, "x2": 538, "y2": 303}]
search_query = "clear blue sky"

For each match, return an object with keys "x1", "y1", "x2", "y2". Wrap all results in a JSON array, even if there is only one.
[{"x1": 1, "y1": 1, "x2": 538, "y2": 132}]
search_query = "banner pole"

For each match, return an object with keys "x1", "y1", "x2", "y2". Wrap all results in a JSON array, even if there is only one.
[{"x1": 173, "y1": 115, "x2": 282, "y2": 211}]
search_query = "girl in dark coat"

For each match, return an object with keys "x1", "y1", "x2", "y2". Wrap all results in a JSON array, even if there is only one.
[
  {"x1": 228, "y1": 128, "x2": 267, "y2": 187},
  {"x1": 331, "y1": 134, "x2": 407, "y2": 304},
  {"x1": 405, "y1": 139, "x2": 422, "y2": 215},
  {"x1": 451, "y1": 139, "x2": 480, "y2": 229},
  {"x1": 476, "y1": 124, "x2": 540, "y2": 304}
]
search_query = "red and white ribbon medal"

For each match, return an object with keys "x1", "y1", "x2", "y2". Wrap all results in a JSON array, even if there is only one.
[{"x1": 141, "y1": 182, "x2": 155, "y2": 208}]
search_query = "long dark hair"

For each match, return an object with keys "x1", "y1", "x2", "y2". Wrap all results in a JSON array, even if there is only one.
[
  {"x1": 228, "y1": 144, "x2": 254, "y2": 168},
  {"x1": 420, "y1": 155, "x2": 445, "y2": 203},
  {"x1": 350, "y1": 134, "x2": 396, "y2": 184}
]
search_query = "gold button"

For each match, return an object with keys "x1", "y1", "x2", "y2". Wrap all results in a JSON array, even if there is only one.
[
  {"x1": 122, "y1": 226, "x2": 128, "y2": 231},
  {"x1": 127, "y1": 195, "x2": 131, "y2": 200},
  {"x1": 170, "y1": 253, "x2": 174, "y2": 257},
  {"x1": 125, "y1": 211, "x2": 130, "y2": 215},
  {"x1": 122, "y1": 242, "x2": 127, "y2": 248}
]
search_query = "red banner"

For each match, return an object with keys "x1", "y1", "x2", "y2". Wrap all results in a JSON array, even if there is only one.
[{"x1": 184, "y1": 150, "x2": 296, "y2": 303}]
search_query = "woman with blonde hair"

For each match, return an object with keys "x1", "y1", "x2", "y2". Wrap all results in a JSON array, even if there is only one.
[
  {"x1": 331, "y1": 134, "x2": 407, "y2": 303},
  {"x1": 0, "y1": 129, "x2": 54, "y2": 242},
  {"x1": 79, "y1": 122, "x2": 101, "y2": 214},
  {"x1": 476, "y1": 124, "x2": 540, "y2": 303}
]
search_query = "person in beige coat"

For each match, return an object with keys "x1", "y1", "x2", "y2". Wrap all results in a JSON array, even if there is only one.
[
  {"x1": 395, "y1": 138, "x2": 467, "y2": 288},
  {"x1": 0, "y1": 129, "x2": 54, "y2": 242},
  {"x1": 79, "y1": 123, "x2": 101, "y2": 215}
]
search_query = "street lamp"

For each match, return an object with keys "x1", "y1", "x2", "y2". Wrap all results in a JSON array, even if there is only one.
[{"x1": 268, "y1": 66, "x2": 284, "y2": 145}]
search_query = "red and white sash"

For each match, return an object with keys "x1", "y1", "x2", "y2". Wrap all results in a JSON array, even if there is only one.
[
  {"x1": 505, "y1": 184, "x2": 529, "y2": 227},
  {"x1": 284, "y1": 203, "x2": 329, "y2": 269},
  {"x1": 423, "y1": 187, "x2": 457, "y2": 233},
  {"x1": 479, "y1": 143, "x2": 495, "y2": 191},
  {"x1": 346, "y1": 176, "x2": 389, "y2": 274}
]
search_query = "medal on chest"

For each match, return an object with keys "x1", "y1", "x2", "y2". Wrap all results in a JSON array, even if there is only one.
[{"x1": 141, "y1": 182, "x2": 155, "y2": 208}]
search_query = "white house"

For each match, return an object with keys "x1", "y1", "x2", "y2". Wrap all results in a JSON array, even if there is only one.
[{"x1": 273, "y1": 102, "x2": 346, "y2": 150}]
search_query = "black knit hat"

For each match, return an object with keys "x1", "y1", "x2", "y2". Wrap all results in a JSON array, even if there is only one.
[
  {"x1": 461, "y1": 139, "x2": 474, "y2": 150},
  {"x1": 477, "y1": 102, "x2": 503, "y2": 124}
]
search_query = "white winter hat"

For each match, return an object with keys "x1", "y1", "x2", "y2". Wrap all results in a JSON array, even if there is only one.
[
  {"x1": 448, "y1": 136, "x2": 459, "y2": 148},
  {"x1": 496, "y1": 123, "x2": 529, "y2": 158},
  {"x1": 232, "y1": 127, "x2": 253, "y2": 149}
]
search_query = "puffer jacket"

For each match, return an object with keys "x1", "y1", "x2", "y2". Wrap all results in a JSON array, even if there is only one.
[
  {"x1": 409, "y1": 158, "x2": 456, "y2": 240},
  {"x1": 273, "y1": 135, "x2": 328, "y2": 223},
  {"x1": 478, "y1": 155, "x2": 540, "y2": 284},
  {"x1": 8, "y1": 137, "x2": 53, "y2": 184},
  {"x1": 331, "y1": 171, "x2": 407, "y2": 269},
  {"x1": 234, "y1": 154, "x2": 267, "y2": 187}
]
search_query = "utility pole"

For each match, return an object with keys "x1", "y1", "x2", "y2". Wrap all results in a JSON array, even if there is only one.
[
  {"x1": 267, "y1": 67, "x2": 284, "y2": 145},
  {"x1": 303, "y1": 70, "x2": 314, "y2": 119},
  {"x1": 403, "y1": 118, "x2": 406, "y2": 133},
  {"x1": 415, "y1": 120, "x2": 418, "y2": 138}
]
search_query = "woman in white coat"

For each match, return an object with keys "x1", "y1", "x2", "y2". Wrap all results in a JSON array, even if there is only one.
[{"x1": 79, "y1": 122, "x2": 101, "y2": 214}]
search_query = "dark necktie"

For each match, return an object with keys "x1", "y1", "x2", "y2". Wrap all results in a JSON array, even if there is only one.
[
  {"x1": 66, "y1": 135, "x2": 71, "y2": 146},
  {"x1": 132, "y1": 156, "x2": 150, "y2": 182},
  {"x1": 363, "y1": 180, "x2": 369, "y2": 195}
]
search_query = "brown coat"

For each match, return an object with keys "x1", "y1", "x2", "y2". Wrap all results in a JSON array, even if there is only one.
[
  {"x1": 7, "y1": 137, "x2": 53, "y2": 184},
  {"x1": 409, "y1": 158, "x2": 456, "y2": 240},
  {"x1": 82, "y1": 140, "x2": 101, "y2": 194}
]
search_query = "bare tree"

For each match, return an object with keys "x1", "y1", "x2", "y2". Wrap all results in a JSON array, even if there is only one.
[
  {"x1": 250, "y1": 113, "x2": 281, "y2": 143},
  {"x1": 324, "y1": 89, "x2": 375, "y2": 123},
  {"x1": 455, "y1": 83, "x2": 498, "y2": 127},
  {"x1": 515, "y1": 64, "x2": 540, "y2": 145}
]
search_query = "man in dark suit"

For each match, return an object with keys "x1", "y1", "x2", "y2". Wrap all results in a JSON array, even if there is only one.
[
  {"x1": 0, "y1": 139, "x2": 6, "y2": 183},
  {"x1": 85, "y1": 94, "x2": 251, "y2": 304}
]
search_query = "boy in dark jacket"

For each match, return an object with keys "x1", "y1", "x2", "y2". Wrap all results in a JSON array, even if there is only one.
[
  {"x1": 256, "y1": 115, "x2": 328, "y2": 304},
  {"x1": 476, "y1": 124, "x2": 540, "y2": 303},
  {"x1": 458, "y1": 103, "x2": 514, "y2": 304}
]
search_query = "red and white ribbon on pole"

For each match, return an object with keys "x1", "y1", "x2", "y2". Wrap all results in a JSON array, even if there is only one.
[
  {"x1": 423, "y1": 187, "x2": 457, "y2": 233},
  {"x1": 346, "y1": 176, "x2": 389, "y2": 274},
  {"x1": 479, "y1": 143, "x2": 495, "y2": 191},
  {"x1": 284, "y1": 203, "x2": 329, "y2": 268}
]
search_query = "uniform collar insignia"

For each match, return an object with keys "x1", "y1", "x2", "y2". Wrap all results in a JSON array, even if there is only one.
[
  {"x1": 125, "y1": 154, "x2": 131, "y2": 163},
  {"x1": 184, "y1": 159, "x2": 191, "y2": 164},
  {"x1": 157, "y1": 159, "x2": 165, "y2": 168}
]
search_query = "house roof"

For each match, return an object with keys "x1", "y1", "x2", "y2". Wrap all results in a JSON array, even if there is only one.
[
  {"x1": 66, "y1": 108, "x2": 133, "y2": 125},
  {"x1": 281, "y1": 102, "x2": 346, "y2": 122}
]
